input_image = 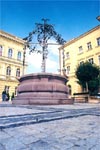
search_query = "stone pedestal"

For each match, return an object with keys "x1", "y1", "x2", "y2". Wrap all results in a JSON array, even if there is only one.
[{"x1": 12, "y1": 73, "x2": 73, "y2": 105}]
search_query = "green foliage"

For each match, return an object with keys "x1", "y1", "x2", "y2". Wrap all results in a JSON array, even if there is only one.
[
  {"x1": 76, "y1": 80, "x2": 86, "y2": 89},
  {"x1": 76, "y1": 62, "x2": 99, "y2": 82},
  {"x1": 88, "y1": 76, "x2": 100, "y2": 95},
  {"x1": 75, "y1": 61, "x2": 100, "y2": 94}
]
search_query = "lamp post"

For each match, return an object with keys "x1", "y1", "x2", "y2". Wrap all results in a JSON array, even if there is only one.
[{"x1": 22, "y1": 45, "x2": 26, "y2": 75}]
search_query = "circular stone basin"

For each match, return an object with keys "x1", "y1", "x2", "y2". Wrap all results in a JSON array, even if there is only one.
[{"x1": 12, "y1": 73, "x2": 73, "y2": 105}]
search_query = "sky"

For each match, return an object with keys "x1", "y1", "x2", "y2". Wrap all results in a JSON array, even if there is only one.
[{"x1": 0, "y1": 0, "x2": 100, "y2": 74}]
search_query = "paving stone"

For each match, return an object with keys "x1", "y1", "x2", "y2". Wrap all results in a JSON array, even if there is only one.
[
  {"x1": 1, "y1": 137, "x2": 27, "y2": 150},
  {"x1": 3, "y1": 128, "x2": 27, "y2": 137},
  {"x1": 84, "y1": 136, "x2": 100, "y2": 149},
  {"x1": 51, "y1": 141, "x2": 74, "y2": 150},
  {"x1": 19, "y1": 135, "x2": 40, "y2": 145},
  {"x1": 91, "y1": 143, "x2": 100, "y2": 150},
  {"x1": 0, "y1": 143, "x2": 6, "y2": 150},
  {"x1": 0, "y1": 130, "x2": 11, "y2": 141},
  {"x1": 0, "y1": 103, "x2": 100, "y2": 150},
  {"x1": 68, "y1": 145, "x2": 88, "y2": 150},
  {"x1": 59, "y1": 136, "x2": 78, "y2": 145},
  {"x1": 28, "y1": 139, "x2": 56, "y2": 150}
]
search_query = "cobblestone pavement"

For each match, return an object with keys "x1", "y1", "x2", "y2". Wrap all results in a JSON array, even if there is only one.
[{"x1": 0, "y1": 102, "x2": 100, "y2": 150}]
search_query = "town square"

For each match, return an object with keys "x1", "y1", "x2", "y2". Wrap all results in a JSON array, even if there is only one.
[{"x1": 0, "y1": 0, "x2": 100, "y2": 149}]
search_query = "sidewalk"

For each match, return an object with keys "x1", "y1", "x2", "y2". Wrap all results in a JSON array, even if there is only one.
[{"x1": 0, "y1": 102, "x2": 100, "y2": 150}]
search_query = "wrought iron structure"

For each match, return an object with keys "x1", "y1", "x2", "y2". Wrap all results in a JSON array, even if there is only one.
[{"x1": 23, "y1": 19, "x2": 66, "y2": 72}]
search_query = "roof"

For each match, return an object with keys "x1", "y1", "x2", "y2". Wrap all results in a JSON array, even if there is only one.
[
  {"x1": 59, "y1": 25, "x2": 100, "y2": 49},
  {"x1": 0, "y1": 30, "x2": 25, "y2": 44}
]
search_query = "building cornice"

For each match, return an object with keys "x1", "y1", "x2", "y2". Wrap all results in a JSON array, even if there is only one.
[
  {"x1": 0, "y1": 56, "x2": 28, "y2": 67},
  {"x1": 0, "y1": 30, "x2": 25, "y2": 45},
  {"x1": 59, "y1": 25, "x2": 100, "y2": 50}
]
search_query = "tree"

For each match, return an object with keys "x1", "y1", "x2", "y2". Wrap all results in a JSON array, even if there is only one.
[
  {"x1": 88, "y1": 78, "x2": 99, "y2": 95},
  {"x1": 75, "y1": 61, "x2": 100, "y2": 94}
]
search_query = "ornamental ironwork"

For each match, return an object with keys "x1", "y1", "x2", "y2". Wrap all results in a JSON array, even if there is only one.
[{"x1": 23, "y1": 19, "x2": 66, "y2": 72}]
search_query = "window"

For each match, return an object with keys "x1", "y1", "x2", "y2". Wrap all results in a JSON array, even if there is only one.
[
  {"x1": 66, "y1": 52, "x2": 69, "y2": 59},
  {"x1": 97, "y1": 37, "x2": 100, "y2": 46},
  {"x1": 88, "y1": 58, "x2": 94, "y2": 64},
  {"x1": 6, "y1": 66, "x2": 11, "y2": 76},
  {"x1": 87, "y1": 42, "x2": 92, "y2": 50},
  {"x1": 8, "y1": 48, "x2": 13, "y2": 58},
  {"x1": 98, "y1": 55, "x2": 100, "y2": 65},
  {"x1": 66, "y1": 66, "x2": 70, "y2": 74},
  {"x1": 17, "y1": 51, "x2": 21, "y2": 60},
  {"x1": 16, "y1": 68, "x2": 20, "y2": 77},
  {"x1": 0, "y1": 45, "x2": 3, "y2": 56},
  {"x1": 79, "y1": 46, "x2": 83, "y2": 53}
]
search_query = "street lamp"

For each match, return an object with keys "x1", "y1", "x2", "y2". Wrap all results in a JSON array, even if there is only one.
[{"x1": 22, "y1": 45, "x2": 26, "y2": 75}]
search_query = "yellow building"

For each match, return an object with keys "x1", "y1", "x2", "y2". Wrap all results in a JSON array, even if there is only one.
[
  {"x1": 0, "y1": 30, "x2": 27, "y2": 101},
  {"x1": 59, "y1": 25, "x2": 100, "y2": 96}
]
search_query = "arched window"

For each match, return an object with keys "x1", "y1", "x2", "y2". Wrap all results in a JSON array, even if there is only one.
[
  {"x1": 8, "y1": 48, "x2": 13, "y2": 58},
  {"x1": 0, "y1": 45, "x2": 3, "y2": 56},
  {"x1": 6, "y1": 66, "x2": 11, "y2": 76},
  {"x1": 16, "y1": 68, "x2": 20, "y2": 77},
  {"x1": 17, "y1": 51, "x2": 21, "y2": 60}
]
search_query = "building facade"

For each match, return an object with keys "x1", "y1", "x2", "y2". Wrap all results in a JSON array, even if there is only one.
[
  {"x1": 0, "y1": 30, "x2": 27, "y2": 101},
  {"x1": 59, "y1": 25, "x2": 100, "y2": 96}
]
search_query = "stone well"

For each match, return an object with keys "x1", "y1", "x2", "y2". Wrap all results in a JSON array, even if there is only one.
[{"x1": 12, "y1": 73, "x2": 73, "y2": 105}]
